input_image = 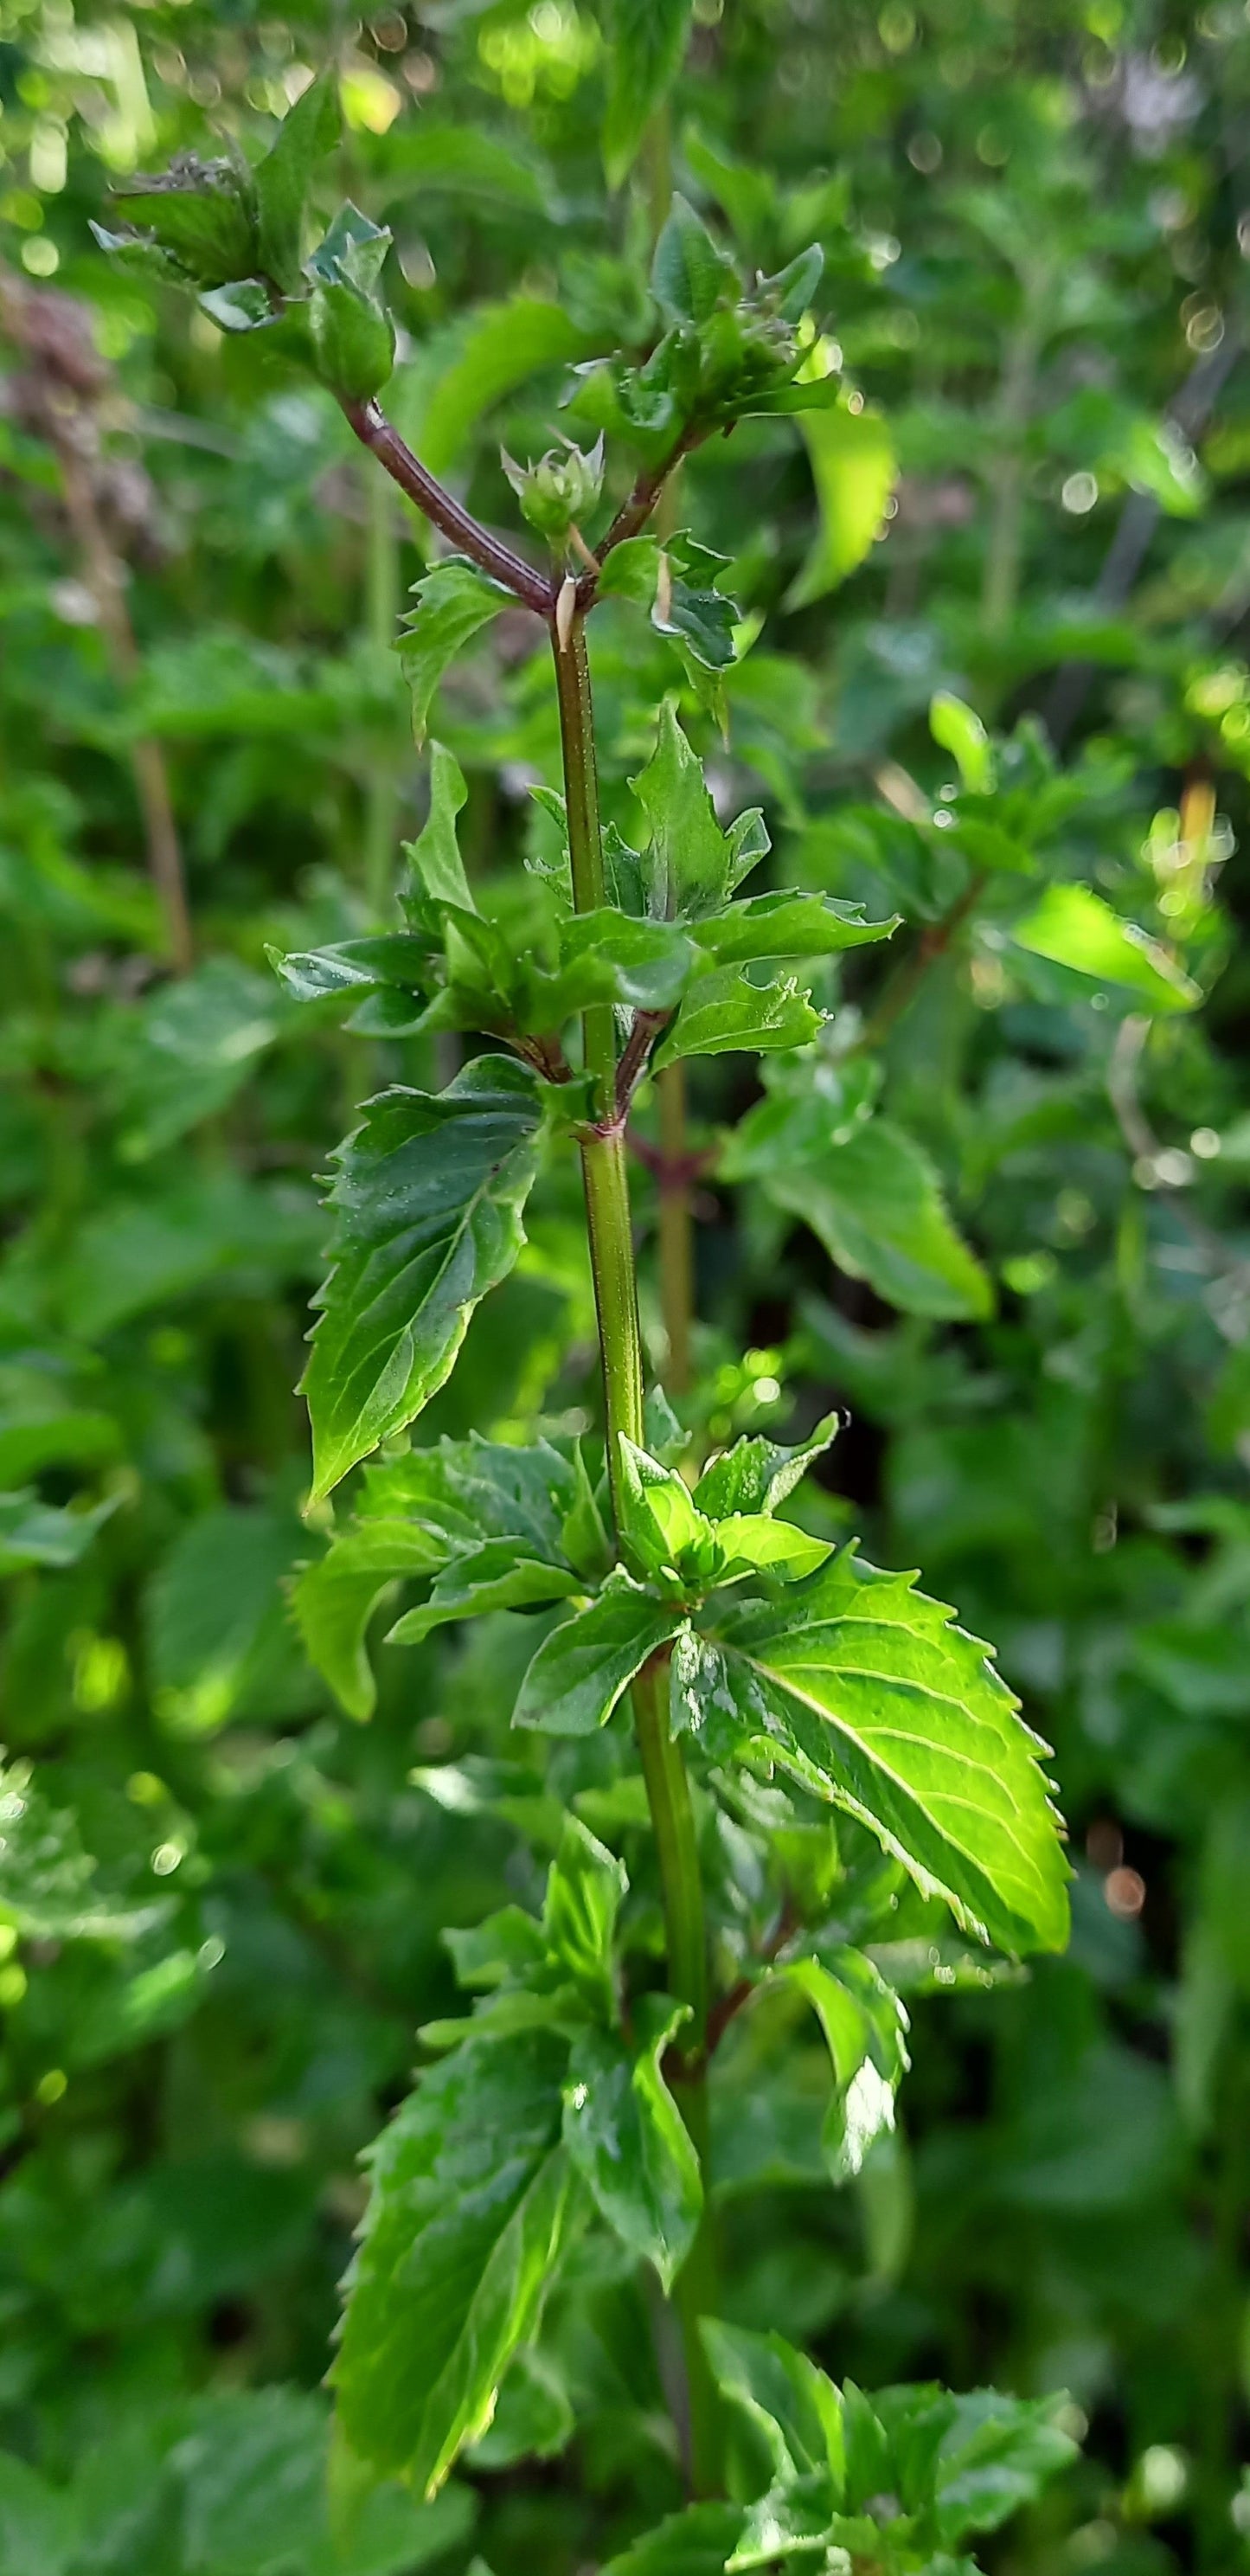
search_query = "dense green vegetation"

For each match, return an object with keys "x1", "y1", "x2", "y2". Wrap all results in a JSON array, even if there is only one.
[{"x1": 1, "y1": 3, "x2": 1249, "y2": 2571}]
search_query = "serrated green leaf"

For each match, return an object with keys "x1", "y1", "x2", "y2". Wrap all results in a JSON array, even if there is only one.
[
  {"x1": 199, "y1": 278, "x2": 273, "y2": 332},
  {"x1": 293, "y1": 1520, "x2": 447, "y2": 1719},
  {"x1": 304, "y1": 204, "x2": 394, "y2": 396},
  {"x1": 303, "y1": 1057, "x2": 544, "y2": 1501},
  {"x1": 770, "y1": 1950, "x2": 908, "y2": 2180},
  {"x1": 655, "y1": 537, "x2": 739, "y2": 672},
  {"x1": 254, "y1": 70, "x2": 340, "y2": 292},
  {"x1": 930, "y1": 2391, "x2": 1078, "y2": 2546},
  {"x1": 334, "y1": 2030, "x2": 573, "y2": 2495},
  {"x1": 619, "y1": 1436, "x2": 710, "y2": 1578},
  {"x1": 702, "y1": 2319, "x2": 843, "y2": 2487},
  {"x1": 388, "y1": 1541, "x2": 581, "y2": 1645},
  {"x1": 309, "y1": 278, "x2": 394, "y2": 401},
  {"x1": 692, "y1": 1413, "x2": 839, "y2": 1520},
  {"x1": 513, "y1": 1569, "x2": 685, "y2": 1737},
  {"x1": 631, "y1": 704, "x2": 748, "y2": 919},
  {"x1": 702, "y1": 1546, "x2": 1070, "y2": 1954},
  {"x1": 563, "y1": 1994, "x2": 702, "y2": 2290},
  {"x1": 88, "y1": 218, "x2": 189, "y2": 286},
  {"x1": 602, "y1": 0, "x2": 694, "y2": 189},
  {"x1": 404, "y1": 741, "x2": 474, "y2": 910},
  {"x1": 930, "y1": 691, "x2": 995, "y2": 797},
  {"x1": 553, "y1": 909, "x2": 694, "y2": 1017},
  {"x1": 652, "y1": 195, "x2": 735, "y2": 324},
  {"x1": 542, "y1": 1815, "x2": 626, "y2": 2022},
  {"x1": 1010, "y1": 881, "x2": 1201, "y2": 1012},
  {"x1": 398, "y1": 560, "x2": 513, "y2": 746},
  {"x1": 710, "y1": 1513, "x2": 830, "y2": 1582},
  {"x1": 691, "y1": 892, "x2": 898, "y2": 966},
  {"x1": 652, "y1": 967, "x2": 821, "y2": 1068},
  {"x1": 360, "y1": 1434, "x2": 580, "y2": 1559},
  {"x1": 109, "y1": 158, "x2": 258, "y2": 287},
  {"x1": 272, "y1": 935, "x2": 434, "y2": 1012},
  {"x1": 786, "y1": 402, "x2": 896, "y2": 607}
]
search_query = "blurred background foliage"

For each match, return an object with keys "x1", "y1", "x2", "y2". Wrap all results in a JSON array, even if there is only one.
[{"x1": 2, "y1": 0, "x2": 1250, "y2": 2570}]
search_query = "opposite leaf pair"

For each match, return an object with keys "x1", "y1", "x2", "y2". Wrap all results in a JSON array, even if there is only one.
[
  {"x1": 300, "y1": 1420, "x2": 1069, "y2": 1963},
  {"x1": 277, "y1": 723, "x2": 895, "y2": 1076},
  {"x1": 607, "y1": 2327, "x2": 1077, "y2": 2574},
  {"x1": 333, "y1": 1819, "x2": 701, "y2": 2499}
]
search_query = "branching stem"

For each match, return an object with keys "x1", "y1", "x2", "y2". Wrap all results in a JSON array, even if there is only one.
[{"x1": 342, "y1": 396, "x2": 555, "y2": 617}]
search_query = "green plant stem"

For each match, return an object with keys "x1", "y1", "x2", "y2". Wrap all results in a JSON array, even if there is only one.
[
  {"x1": 551, "y1": 603, "x2": 717, "y2": 2493},
  {"x1": 363, "y1": 463, "x2": 400, "y2": 915},
  {"x1": 657, "y1": 1063, "x2": 693, "y2": 1396},
  {"x1": 634, "y1": 1654, "x2": 718, "y2": 2496},
  {"x1": 580, "y1": 1120, "x2": 644, "y2": 1519},
  {"x1": 553, "y1": 610, "x2": 616, "y2": 1109}
]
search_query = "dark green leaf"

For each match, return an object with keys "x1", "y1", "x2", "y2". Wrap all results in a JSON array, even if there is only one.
[
  {"x1": 333, "y1": 2031, "x2": 573, "y2": 2495},
  {"x1": 513, "y1": 1570, "x2": 685, "y2": 1736},
  {"x1": 563, "y1": 1995, "x2": 702, "y2": 2290},
  {"x1": 388, "y1": 1541, "x2": 582, "y2": 1644},
  {"x1": 770, "y1": 1950, "x2": 908, "y2": 2179},
  {"x1": 293, "y1": 1519, "x2": 446, "y2": 1719},
  {"x1": 692, "y1": 1413, "x2": 840, "y2": 1520},
  {"x1": 726, "y1": 1092, "x2": 993, "y2": 1323},
  {"x1": 701, "y1": 2318, "x2": 843, "y2": 2485},
  {"x1": 398, "y1": 561, "x2": 513, "y2": 747},
  {"x1": 253, "y1": 72, "x2": 339, "y2": 293},
  {"x1": 631, "y1": 705, "x2": 763, "y2": 918},
  {"x1": 652, "y1": 196, "x2": 735, "y2": 324},
  {"x1": 110, "y1": 156, "x2": 258, "y2": 286},
  {"x1": 309, "y1": 279, "x2": 394, "y2": 401},
  {"x1": 542, "y1": 1815, "x2": 626, "y2": 2022},
  {"x1": 931, "y1": 2391, "x2": 1078, "y2": 2546},
  {"x1": 303, "y1": 1057, "x2": 544, "y2": 1501}
]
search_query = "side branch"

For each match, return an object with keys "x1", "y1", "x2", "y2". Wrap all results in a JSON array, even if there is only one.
[
  {"x1": 577, "y1": 427, "x2": 701, "y2": 607},
  {"x1": 342, "y1": 397, "x2": 555, "y2": 619}
]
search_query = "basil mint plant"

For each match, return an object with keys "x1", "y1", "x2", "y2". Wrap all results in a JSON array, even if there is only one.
[{"x1": 94, "y1": 65, "x2": 1076, "y2": 2573}]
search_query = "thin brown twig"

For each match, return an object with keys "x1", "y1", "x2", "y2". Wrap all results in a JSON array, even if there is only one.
[{"x1": 341, "y1": 396, "x2": 556, "y2": 619}]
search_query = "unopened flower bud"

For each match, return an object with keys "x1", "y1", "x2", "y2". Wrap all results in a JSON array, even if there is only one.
[{"x1": 501, "y1": 435, "x2": 605, "y2": 546}]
